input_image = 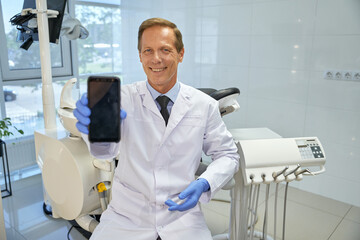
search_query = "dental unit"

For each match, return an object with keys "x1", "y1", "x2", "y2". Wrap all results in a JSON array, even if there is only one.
[{"x1": 214, "y1": 137, "x2": 326, "y2": 240}]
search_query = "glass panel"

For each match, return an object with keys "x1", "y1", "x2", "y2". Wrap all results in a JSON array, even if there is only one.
[
  {"x1": 2, "y1": 82, "x2": 66, "y2": 139},
  {"x1": 75, "y1": 4, "x2": 122, "y2": 75},
  {"x1": 76, "y1": 0, "x2": 121, "y2": 5},
  {"x1": 1, "y1": 0, "x2": 63, "y2": 71}
]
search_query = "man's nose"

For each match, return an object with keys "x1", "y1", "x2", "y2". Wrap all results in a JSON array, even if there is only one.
[{"x1": 151, "y1": 51, "x2": 162, "y2": 63}]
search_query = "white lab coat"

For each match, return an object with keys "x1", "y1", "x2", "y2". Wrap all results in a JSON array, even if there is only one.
[{"x1": 87, "y1": 81, "x2": 239, "y2": 240}]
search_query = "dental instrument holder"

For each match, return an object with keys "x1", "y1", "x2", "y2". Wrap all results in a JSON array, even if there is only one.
[
  {"x1": 229, "y1": 137, "x2": 326, "y2": 240},
  {"x1": 238, "y1": 137, "x2": 325, "y2": 185}
]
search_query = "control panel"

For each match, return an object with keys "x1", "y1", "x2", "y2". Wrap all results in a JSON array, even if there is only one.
[{"x1": 296, "y1": 139, "x2": 325, "y2": 159}]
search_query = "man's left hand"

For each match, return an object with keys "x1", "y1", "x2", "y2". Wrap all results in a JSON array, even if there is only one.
[{"x1": 165, "y1": 178, "x2": 210, "y2": 212}]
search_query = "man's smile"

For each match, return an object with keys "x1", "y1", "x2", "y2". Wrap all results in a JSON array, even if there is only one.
[{"x1": 150, "y1": 67, "x2": 167, "y2": 72}]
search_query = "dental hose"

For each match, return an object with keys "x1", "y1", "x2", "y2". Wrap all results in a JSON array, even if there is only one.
[
  {"x1": 97, "y1": 182, "x2": 108, "y2": 211},
  {"x1": 280, "y1": 165, "x2": 300, "y2": 240},
  {"x1": 250, "y1": 184, "x2": 260, "y2": 240},
  {"x1": 247, "y1": 183, "x2": 254, "y2": 229},
  {"x1": 273, "y1": 183, "x2": 279, "y2": 240},
  {"x1": 249, "y1": 184, "x2": 256, "y2": 239},
  {"x1": 263, "y1": 183, "x2": 270, "y2": 240},
  {"x1": 282, "y1": 182, "x2": 289, "y2": 240}
]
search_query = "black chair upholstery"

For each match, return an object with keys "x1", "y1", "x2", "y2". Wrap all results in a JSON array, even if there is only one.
[{"x1": 198, "y1": 88, "x2": 240, "y2": 100}]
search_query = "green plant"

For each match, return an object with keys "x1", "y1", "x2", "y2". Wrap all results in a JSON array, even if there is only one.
[{"x1": 0, "y1": 117, "x2": 24, "y2": 138}]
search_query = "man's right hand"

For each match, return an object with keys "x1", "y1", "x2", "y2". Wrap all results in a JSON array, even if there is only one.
[
  {"x1": 73, "y1": 93, "x2": 91, "y2": 134},
  {"x1": 73, "y1": 93, "x2": 127, "y2": 135}
]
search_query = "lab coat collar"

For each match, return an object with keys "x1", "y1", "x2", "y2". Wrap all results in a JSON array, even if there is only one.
[
  {"x1": 138, "y1": 81, "x2": 163, "y2": 120},
  {"x1": 137, "y1": 81, "x2": 192, "y2": 144},
  {"x1": 161, "y1": 82, "x2": 192, "y2": 144},
  {"x1": 145, "y1": 81, "x2": 180, "y2": 105}
]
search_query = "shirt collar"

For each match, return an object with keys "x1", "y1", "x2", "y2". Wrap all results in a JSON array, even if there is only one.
[{"x1": 146, "y1": 81, "x2": 180, "y2": 103}]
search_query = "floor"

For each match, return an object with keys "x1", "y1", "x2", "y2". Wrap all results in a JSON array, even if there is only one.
[{"x1": 2, "y1": 174, "x2": 360, "y2": 240}]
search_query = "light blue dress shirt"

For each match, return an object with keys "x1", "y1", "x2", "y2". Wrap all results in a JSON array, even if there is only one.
[{"x1": 146, "y1": 81, "x2": 180, "y2": 114}]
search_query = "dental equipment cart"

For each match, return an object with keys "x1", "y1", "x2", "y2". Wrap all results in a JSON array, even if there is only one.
[{"x1": 214, "y1": 128, "x2": 326, "y2": 240}]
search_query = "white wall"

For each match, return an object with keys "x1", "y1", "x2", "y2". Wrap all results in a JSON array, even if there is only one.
[{"x1": 121, "y1": 0, "x2": 360, "y2": 207}]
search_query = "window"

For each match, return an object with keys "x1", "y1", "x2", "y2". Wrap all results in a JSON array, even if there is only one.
[
  {"x1": 75, "y1": 0, "x2": 122, "y2": 93},
  {"x1": 76, "y1": 4, "x2": 122, "y2": 75},
  {"x1": 0, "y1": 0, "x2": 122, "y2": 141},
  {"x1": 0, "y1": 0, "x2": 73, "y2": 140},
  {"x1": 0, "y1": 0, "x2": 122, "y2": 183},
  {"x1": 2, "y1": 80, "x2": 71, "y2": 139},
  {"x1": 0, "y1": 0, "x2": 72, "y2": 81}
]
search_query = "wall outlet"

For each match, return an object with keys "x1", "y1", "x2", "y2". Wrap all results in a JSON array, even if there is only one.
[
  {"x1": 323, "y1": 70, "x2": 334, "y2": 80},
  {"x1": 323, "y1": 69, "x2": 360, "y2": 82},
  {"x1": 334, "y1": 71, "x2": 343, "y2": 80},
  {"x1": 353, "y1": 72, "x2": 360, "y2": 81},
  {"x1": 342, "y1": 71, "x2": 352, "y2": 80}
]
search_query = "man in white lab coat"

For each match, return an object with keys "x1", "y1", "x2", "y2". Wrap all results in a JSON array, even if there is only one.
[{"x1": 74, "y1": 18, "x2": 239, "y2": 240}]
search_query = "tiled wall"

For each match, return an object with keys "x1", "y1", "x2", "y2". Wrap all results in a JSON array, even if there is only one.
[{"x1": 121, "y1": 0, "x2": 360, "y2": 207}]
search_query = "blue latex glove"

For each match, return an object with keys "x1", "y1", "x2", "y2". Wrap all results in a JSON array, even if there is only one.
[
  {"x1": 165, "y1": 178, "x2": 210, "y2": 212},
  {"x1": 73, "y1": 93, "x2": 127, "y2": 135}
]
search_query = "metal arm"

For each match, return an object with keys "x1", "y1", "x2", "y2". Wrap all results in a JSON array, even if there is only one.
[{"x1": 35, "y1": 0, "x2": 57, "y2": 129}]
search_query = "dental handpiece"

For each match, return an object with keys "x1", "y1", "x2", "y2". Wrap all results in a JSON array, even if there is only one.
[
  {"x1": 295, "y1": 168, "x2": 314, "y2": 176},
  {"x1": 272, "y1": 166, "x2": 289, "y2": 179},
  {"x1": 284, "y1": 164, "x2": 301, "y2": 178}
]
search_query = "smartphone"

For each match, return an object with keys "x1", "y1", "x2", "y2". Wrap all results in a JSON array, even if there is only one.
[{"x1": 87, "y1": 76, "x2": 121, "y2": 142}]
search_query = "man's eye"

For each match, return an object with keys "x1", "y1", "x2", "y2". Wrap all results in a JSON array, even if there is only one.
[
  {"x1": 163, "y1": 49, "x2": 170, "y2": 52},
  {"x1": 144, "y1": 49, "x2": 151, "y2": 53}
]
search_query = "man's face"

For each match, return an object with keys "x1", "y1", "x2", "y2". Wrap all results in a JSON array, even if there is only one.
[{"x1": 139, "y1": 26, "x2": 184, "y2": 93}]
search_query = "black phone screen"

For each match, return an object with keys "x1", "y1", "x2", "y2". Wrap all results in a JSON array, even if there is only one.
[{"x1": 88, "y1": 76, "x2": 121, "y2": 142}]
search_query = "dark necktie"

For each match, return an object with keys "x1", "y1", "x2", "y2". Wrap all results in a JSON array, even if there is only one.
[{"x1": 156, "y1": 95, "x2": 171, "y2": 125}]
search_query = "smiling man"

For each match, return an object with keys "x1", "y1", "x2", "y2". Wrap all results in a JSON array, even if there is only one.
[
  {"x1": 139, "y1": 24, "x2": 184, "y2": 94},
  {"x1": 74, "y1": 18, "x2": 239, "y2": 240}
]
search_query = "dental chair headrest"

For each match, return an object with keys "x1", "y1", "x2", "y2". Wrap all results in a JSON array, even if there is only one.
[
  {"x1": 198, "y1": 87, "x2": 240, "y2": 100},
  {"x1": 58, "y1": 78, "x2": 81, "y2": 137},
  {"x1": 198, "y1": 88, "x2": 217, "y2": 96},
  {"x1": 198, "y1": 87, "x2": 241, "y2": 117},
  {"x1": 60, "y1": 78, "x2": 77, "y2": 109},
  {"x1": 210, "y1": 88, "x2": 240, "y2": 100}
]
